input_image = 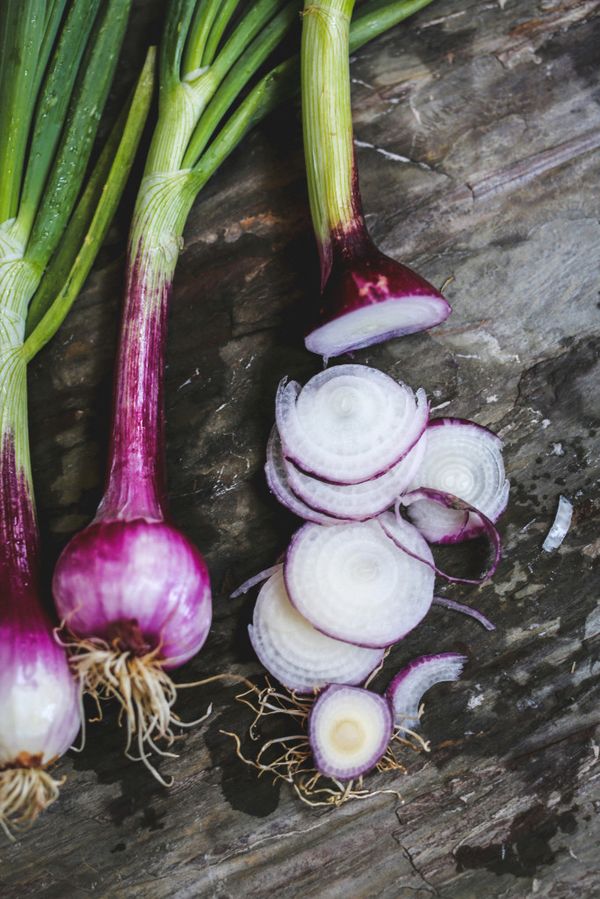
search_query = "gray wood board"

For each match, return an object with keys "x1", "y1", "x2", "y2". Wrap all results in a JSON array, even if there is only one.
[{"x1": 2, "y1": 1, "x2": 600, "y2": 896}]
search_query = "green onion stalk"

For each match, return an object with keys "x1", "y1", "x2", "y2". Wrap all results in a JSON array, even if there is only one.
[
  {"x1": 301, "y1": 0, "x2": 449, "y2": 359},
  {"x1": 51, "y1": 0, "x2": 440, "y2": 782},
  {"x1": 0, "y1": 0, "x2": 153, "y2": 838}
]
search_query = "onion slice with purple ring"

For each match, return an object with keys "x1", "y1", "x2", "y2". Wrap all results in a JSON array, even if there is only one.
[
  {"x1": 383, "y1": 495, "x2": 501, "y2": 585},
  {"x1": 284, "y1": 432, "x2": 427, "y2": 522},
  {"x1": 406, "y1": 418, "x2": 509, "y2": 543},
  {"x1": 285, "y1": 518, "x2": 434, "y2": 648},
  {"x1": 386, "y1": 653, "x2": 467, "y2": 731},
  {"x1": 432, "y1": 596, "x2": 496, "y2": 631},
  {"x1": 248, "y1": 570, "x2": 384, "y2": 694},
  {"x1": 308, "y1": 684, "x2": 392, "y2": 781},
  {"x1": 276, "y1": 365, "x2": 428, "y2": 485},
  {"x1": 265, "y1": 429, "x2": 343, "y2": 525}
]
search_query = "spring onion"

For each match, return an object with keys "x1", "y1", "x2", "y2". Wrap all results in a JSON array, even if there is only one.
[
  {"x1": 301, "y1": 0, "x2": 450, "y2": 359},
  {"x1": 0, "y1": 0, "x2": 153, "y2": 837},
  {"x1": 52, "y1": 0, "x2": 442, "y2": 779}
]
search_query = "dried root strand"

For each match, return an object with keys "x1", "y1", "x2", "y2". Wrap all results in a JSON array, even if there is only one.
[
  {"x1": 63, "y1": 636, "x2": 212, "y2": 785},
  {"x1": 221, "y1": 679, "x2": 421, "y2": 809},
  {"x1": 0, "y1": 767, "x2": 64, "y2": 842}
]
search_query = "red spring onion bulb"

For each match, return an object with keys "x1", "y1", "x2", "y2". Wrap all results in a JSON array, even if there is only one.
[
  {"x1": 308, "y1": 684, "x2": 392, "y2": 781},
  {"x1": 284, "y1": 518, "x2": 434, "y2": 648},
  {"x1": 53, "y1": 520, "x2": 211, "y2": 669},
  {"x1": 276, "y1": 365, "x2": 428, "y2": 485},
  {"x1": 386, "y1": 653, "x2": 467, "y2": 731},
  {"x1": 248, "y1": 569, "x2": 384, "y2": 694},
  {"x1": 407, "y1": 418, "x2": 509, "y2": 542}
]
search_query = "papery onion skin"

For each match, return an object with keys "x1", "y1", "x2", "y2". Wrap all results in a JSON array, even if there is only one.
[{"x1": 308, "y1": 684, "x2": 393, "y2": 781}]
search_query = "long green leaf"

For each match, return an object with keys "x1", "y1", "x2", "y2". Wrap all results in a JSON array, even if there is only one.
[
  {"x1": 27, "y1": 0, "x2": 132, "y2": 269},
  {"x1": 182, "y1": 0, "x2": 225, "y2": 78},
  {"x1": 34, "y1": 0, "x2": 68, "y2": 96},
  {"x1": 182, "y1": 2, "x2": 298, "y2": 168},
  {"x1": 18, "y1": 1, "x2": 101, "y2": 242},
  {"x1": 159, "y1": 0, "x2": 197, "y2": 94},
  {"x1": 24, "y1": 47, "x2": 156, "y2": 360},
  {"x1": 0, "y1": 1, "x2": 47, "y2": 222},
  {"x1": 350, "y1": 0, "x2": 433, "y2": 47},
  {"x1": 200, "y1": 0, "x2": 240, "y2": 67}
]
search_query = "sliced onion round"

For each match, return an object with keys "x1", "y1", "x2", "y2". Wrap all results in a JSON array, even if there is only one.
[
  {"x1": 265, "y1": 429, "x2": 341, "y2": 525},
  {"x1": 308, "y1": 684, "x2": 393, "y2": 781},
  {"x1": 283, "y1": 433, "x2": 427, "y2": 522},
  {"x1": 407, "y1": 418, "x2": 509, "y2": 542},
  {"x1": 276, "y1": 365, "x2": 428, "y2": 485},
  {"x1": 248, "y1": 570, "x2": 384, "y2": 694},
  {"x1": 386, "y1": 653, "x2": 467, "y2": 730},
  {"x1": 285, "y1": 519, "x2": 434, "y2": 648}
]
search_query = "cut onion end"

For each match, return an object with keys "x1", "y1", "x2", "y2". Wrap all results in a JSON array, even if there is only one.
[
  {"x1": 285, "y1": 519, "x2": 434, "y2": 648},
  {"x1": 386, "y1": 653, "x2": 467, "y2": 731},
  {"x1": 248, "y1": 570, "x2": 384, "y2": 694},
  {"x1": 408, "y1": 417, "x2": 509, "y2": 539},
  {"x1": 305, "y1": 294, "x2": 451, "y2": 358},
  {"x1": 276, "y1": 365, "x2": 429, "y2": 485},
  {"x1": 392, "y1": 490, "x2": 502, "y2": 585},
  {"x1": 308, "y1": 684, "x2": 393, "y2": 781}
]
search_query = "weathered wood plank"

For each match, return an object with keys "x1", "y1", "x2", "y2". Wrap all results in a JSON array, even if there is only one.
[{"x1": 2, "y1": 1, "x2": 600, "y2": 896}]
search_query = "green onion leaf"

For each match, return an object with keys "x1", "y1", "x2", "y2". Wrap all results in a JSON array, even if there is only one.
[{"x1": 24, "y1": 47, "x2": 156, "y2": 360}]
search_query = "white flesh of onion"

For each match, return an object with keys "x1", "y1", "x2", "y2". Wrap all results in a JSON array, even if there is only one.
[
  {"x1": 309, "y1": 685, "x2": 392, "y2": 780},
  {"x1": 276, "y1": 365, "x2": 428, "y2": 484},
  {"x1": 284, "y1": 432, "x2": 427, "y2": 521},
  {"x1": 285, "y1": 518, "x2": 434, "y2": 648},
  {"x1": 387, "y1": 653, "x2": 467, "y2": 730},
  {"x1": 542, "y1": 495, "x2": 572, "y2": 552},
  {"x1": 407, "y1": 419, "x2": 509, "y2": 540},
  {"x1": 264, "y1": 429, "x2": 340, "y2": 525},
  {"x1": 248, "y1": 570, "x2": 384, "y2": 693}
]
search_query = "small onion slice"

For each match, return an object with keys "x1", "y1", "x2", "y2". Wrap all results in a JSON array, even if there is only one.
[
  {"x1": 542, "y1": 495, "x2": 572, "y2": 552},
  {"x1": 285, "y1": 519, "x2": 434, "y2": 648},
  {"x1": 308, "y1": 684, "x2": 393, "y2": 781},
  {"x1": 386, "y1": 653, "x2": 467, "y2": 730},
  {"x1": 265, "y1": 429, "x2": 341, "y2": 525},
  {"x1": 276, "y1": 365, "x2": 428, "y2": 485},
  {"x1": 284, "y1": 433, "x2": 427, "y2": 521},
  {"x1": 248, "y1": 570, "x2": 384, "y2": 694},
  {"x1": 407, "y1": 417, "x2": 509, "y2": 542},
  {"x1": 390, "y1": 491, "x2": 501, "y2": 584},
  {"x1": 432, "y1": 596, "x2": 496, "y2": 631}
]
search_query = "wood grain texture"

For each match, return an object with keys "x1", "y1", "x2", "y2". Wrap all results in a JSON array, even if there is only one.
[{"x1": 2, "y1": 1, "x2": 600, "y2": 896}]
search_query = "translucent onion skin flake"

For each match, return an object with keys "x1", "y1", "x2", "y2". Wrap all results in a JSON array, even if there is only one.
[{"x1": 308, "y1": 685, "x2": 393, "y2": 781}]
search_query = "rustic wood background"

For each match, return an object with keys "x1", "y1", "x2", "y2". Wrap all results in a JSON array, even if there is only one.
[{"x1": 2, "y1": 0, "x2": 600, "y2": 896}]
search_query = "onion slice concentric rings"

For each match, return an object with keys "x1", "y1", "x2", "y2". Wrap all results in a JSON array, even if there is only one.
[
  {"x1": 248, "y1": 570, "x2": 384, "y2": 694},
  {"x1": 276, "y1": 365, "x2": 428, "y2": 485},
  {"x1": 308, "y1": 684, "x2": 393, "y2": 781},
  {"x1": 285, "y1": 519, "x2": 434, "y2": 648}
]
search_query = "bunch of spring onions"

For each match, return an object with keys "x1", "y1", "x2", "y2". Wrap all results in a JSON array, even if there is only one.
[
  {"x1": 50, "y1": 0, "x2": 441, "y2": 782},
  {"x1": 301, "y1": 0, "x2": 450, "y2": 359},
  {"x1": 230, "y1": 363, "x2": 507, "y2": 802},
  {"x1": 0, "y1": 0, "x2": 153, "y2": 837}
]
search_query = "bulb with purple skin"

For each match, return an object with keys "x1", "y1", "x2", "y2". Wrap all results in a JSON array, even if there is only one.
[
  {"x1": 53, "y1": 178, "x2": 212, "y2": 781},
  {"x1": 301, "y1": 0, "x2": 450, "y2": 359}
]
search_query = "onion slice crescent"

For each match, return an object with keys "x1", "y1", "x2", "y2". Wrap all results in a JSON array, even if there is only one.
[{"x1": 386, "y1": 653, "x2": 467, "y2": 730}]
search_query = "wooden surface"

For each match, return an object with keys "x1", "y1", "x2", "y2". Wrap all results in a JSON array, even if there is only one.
[{"x1": 3, "y1": 1, "x2": 600, "y2": 896}]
